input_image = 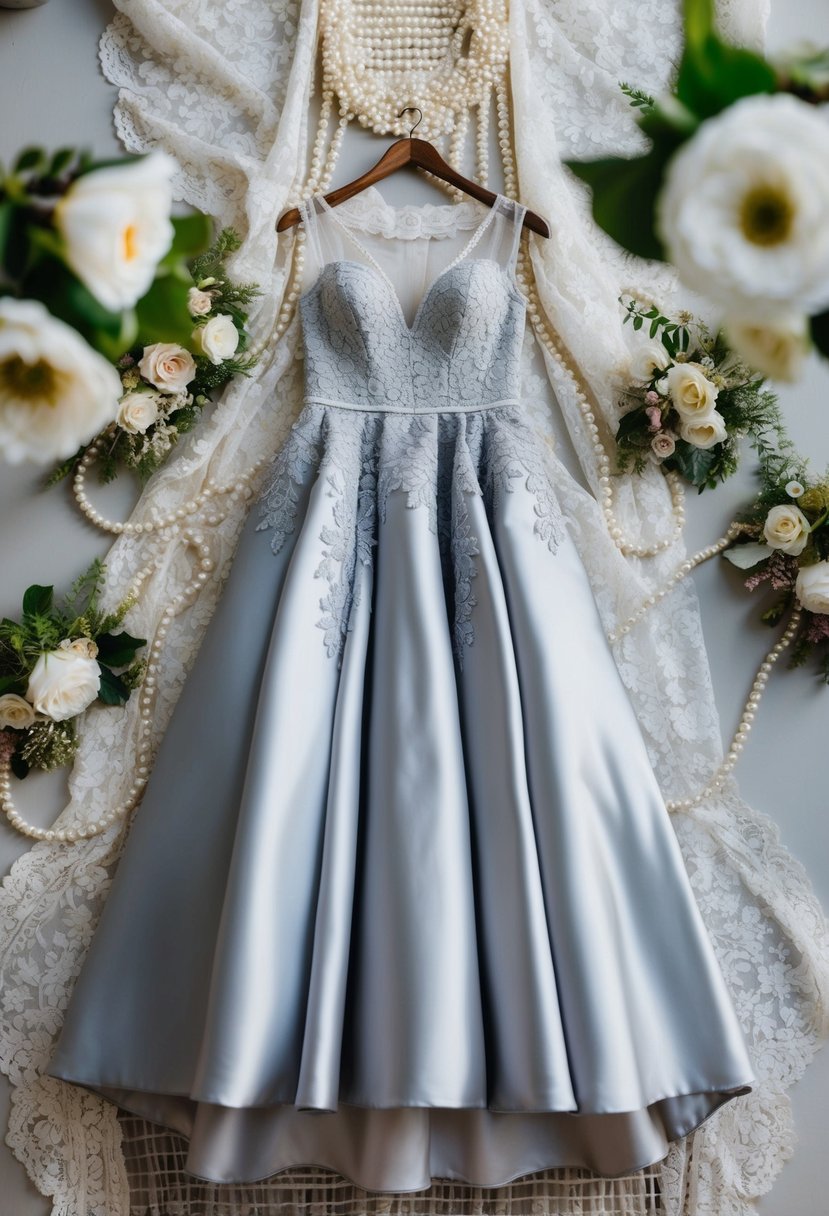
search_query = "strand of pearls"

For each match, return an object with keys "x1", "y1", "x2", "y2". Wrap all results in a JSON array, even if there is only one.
[
  {"x1": 0, "y1": 532, "x2": 216, "y2": 843},
  {"x1": 516, "y1": 242, "x2": 686, "y2": 558},
  {"x1": 665, "y1": 607, "x2": 802, "y2": 814}
]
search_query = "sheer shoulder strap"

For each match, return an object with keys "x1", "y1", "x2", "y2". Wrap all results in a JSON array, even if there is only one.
[{"x1": 476, "y1": 194, "x2": 528, "y2": 278}]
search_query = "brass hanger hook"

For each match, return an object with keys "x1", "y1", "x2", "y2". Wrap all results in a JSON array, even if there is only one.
[{"x1": 397, "y1": 107, "x2": 423, "y2": 138}]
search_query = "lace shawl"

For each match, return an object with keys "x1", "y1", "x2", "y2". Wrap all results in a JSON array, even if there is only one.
[{"x1": 0, "y1": 2, "x2": 826, "y2": 1214}]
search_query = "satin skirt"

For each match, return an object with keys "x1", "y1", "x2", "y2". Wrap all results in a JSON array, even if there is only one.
[{"x1": 47, "y1": 403, "x2": 755, "y2": 1192}]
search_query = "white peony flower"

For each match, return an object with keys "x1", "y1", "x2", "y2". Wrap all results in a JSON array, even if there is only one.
[
  {"x1": 665, "y1": 362, "x2": 719, "y2": 421},
  {"x1": 630, "y1": 340, "x2": 672, "y2": 383},
  {"x1": 192, "y1": 313, "x2": 240, "y2": 365},
  {"x1": 725, "y1": 312, "x2": 811, "y2": 383},
  {"x1": 786, "y1": 480, "x2": 805, "y2": 498},
  {"x1": 53, "y1": 149, "x2": 177, "y2": 312},
  {"x1": 138, "y1": 342, "x2": 195, "y2": 393},
  {"x1": 0, "y1": 693, "x2": 36, "y2": 731},
  {"x1": 26, "y1": 647, "x2": 101, "y2": 722},
  {"x1": 795, "y1": 561, "x2": 829, "y2": 615},
  {"x1": 656, "y1": 94, "x2": 829, "y2": 320},
  {"x1": 651, "y1": 431, "x2": 677, "y2": 459},
  {"x1": 762, "y1": 503, "x2": 811, "y2": 555},
  {"x1": 187, "y1": 286, "x2": 214, "y2": 316},
  {"x1": 679, "y1": 410, "x2": 728, "y2": 449},
  {"x1": 0, "y1": 298, "x2": 122, "y2": 464},
  {"x1": 116, "y1": 390, "x2": 161, "y2": 434}
]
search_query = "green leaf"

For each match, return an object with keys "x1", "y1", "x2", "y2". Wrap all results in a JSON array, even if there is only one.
[
  {"x1": 20, "y1": 256, "x2": 124, "y2": 349},
  {"x1": 135, "y1": 273, "x2": 196, "y2": 348},
  {"x1": 13, "y1": 147, "x2": 46, "y2": 175},
  {"x1": 95, "y1": 631, "x2": 146, "y2": 669},
  {"x1": 669, "y1": 440, "x2": 719, "y2": 486},
  {"x1": 10, "y1": 751, "x2": 29, "y2": 781},
  {"x1": 0, "y1": 200, "x2": 16, "y2": 267},
  {"x1": 676, "y1": 14, "x2": 777, "y2": 121},
  {"x1": 682, "y1": 0, "x2": 715, "y2": 50},
  {"x1": 0, "y1": 675, "x2": 24, "y2": 696},
  {"x1": 0, "y1": 204, "x2": 32, "y2": 280},
  {"x1": 615, "y1": 408, "x2": 648, "y2": 442},
  {"x1": 96, "y1": 664, "x2": 131, "y2": 707},
  {"x1": 22, "y1": 584, "x2": 54, "y2": 617},
  {"x1": 811, "y1": 309, "x2": 829, "y2": 360},
  {"x1": 48, "y1": 147, "x2": 76, "y2": 178},
  {"x1": 566, "y1": 149, "x2": 673, "y2": 261},
  {"x1": 157, "y1": 212, "x2": 213, "y2": 271}
]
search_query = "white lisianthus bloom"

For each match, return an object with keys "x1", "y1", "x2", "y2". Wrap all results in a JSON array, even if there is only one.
[
  {"x1": 192, "y1": 313, "x2": 240, "y2": 365},
  {"x1": 630, "y1": 340, "x2": 672, "y2": 383},
  {"x1": 0, "y1": 298, "x2": 122, "y2": 464},
  {"x1": 656, "y1": 94, "x2": 829, "y2": 319},
  {"x1": 26, "y1": 647, "x2": 101, "y2": 722},
  {"x1": 679, "y1": 411, "x2": 728, "y2": 449},
  {"x1": 762, "y1": 503, "x2": 811, "y2": 555},
  {"x1": 53, "y1": 149, "x2": 177, "y2": 312},
  {"x1": 187, "y1": 287, "x2": 214, "y2": 316},
  {"x1": 117, "y1": 390, "x2": 161, "y2": 434},
  {"x1": 0, "y1": 693, "x2": 36, "y2": 731},
  {"x1": 725, "y1": 312, "x2": 811, "y2": 383},
  {"x1": 795, "y1": 561, "x2": 829, "y2": 615},
  {"x1": 665, "y1": 362, "x2": 719, "y2": 421},
  {"x1": 651, "y1": 431, "x2": 677, "y2": 459},
  {"x1": 138, "y1": 342, "x2": 196, "y2": 393}
]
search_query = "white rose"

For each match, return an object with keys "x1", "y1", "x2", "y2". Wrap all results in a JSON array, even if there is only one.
[
  {"x1": 651, "y1": 431, "x2": 677, "y2": 459},
  {"x1": 187, "y1": 287, "x2": 214, "y2": 316},
  {"x1": 53, "y1": 149, "x2": 176, "y2": 312},
  {"x1": 192, "y1": 314, "x2": 239, "y2": 365},
  {"x1": 786, "y1": 480, "x2": 805, "y2": 498},
  {"x1": 25, "y1": 648, "x2": 101, "y2": 722},
  {"x1": 0, "y1": 298, "x2": 122, "y2": 465},
  {"x1": 679, "y1": 410, "x2": 728, "y2": 449},
  {"x1": 795, "y1": 561, "x2": 829, "y2": 615},
  {"x1": 58, "y1": 636, "x2": 99, "y2": 660},
  {"x1": 665, "y1": 362, "x2": 719, "y2": 420},
  {"x1": 0, "y1": 694, "x2": 36, "y2": 730},
  {"x1": 656, "y1": 94, "x2": 829, "y2": 319},
  {"x1": 762, "y1": 503, "x2": 811, "y2": 555},
  {"x1": 725, "y1": 313, "x2": 810, "y2": 383},
  {"x1": 630, "y1": 340, "x2": 672, "y2": 383},
  {"x1": 138, "y1": 342, "x2": 195, "y2": 392},
  {"x1": 116, "y1": 390, "x2": 161, "y2": 434}
]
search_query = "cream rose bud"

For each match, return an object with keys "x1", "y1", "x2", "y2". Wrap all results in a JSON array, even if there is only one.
[
  {"x1": 53, "y1": 149, "x2": 177, "y2": 312},
  {"x1": 117, "y1": 390, "x2": 161, "y2": 434},
  {"x1": 0, "y1": 693, "x2": 36, "y2": 730},
  {"x1": 187, "y1": 287, "x2": 213, "y2": 316},
  {"x1": 192, "y1": 314, "x2": 240, "y2": 365},
  {"x1": 138, "y1": 342, "x2": 196, "y2": 392},
  {"x1": 795, "y1": 561, "x2": 829, "y2": 615},
  {"x1": 651, "y1": 431, "x2": 677, "y2": 459},
  {"x1": 58, "y1": 637, "x2": 99, "y2": 660},
  {"x1": 665, "y1": 362, "x2": 719, "y2": 420},
  {"x1": 0, "y1": 298, "x2": 123, "y2": 465},
  {"x1": 679, "y1": 411, "x2": 728, "y2": 449},
  {"x1": 725, "y1": 313, "x2": 810, "y2": 383},
  {"x1": 25, "y1": 648, "x2": 101, "y2": 722},
  {"x1": 762, "y1": 503, "x2": 811, "y2": 555},
  {"x1": 630, "y1": 340, "x2": 672, "y2": 383}
]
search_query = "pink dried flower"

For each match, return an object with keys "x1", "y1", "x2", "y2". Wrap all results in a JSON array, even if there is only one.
[
  {"x1": 644, "y1": 390, "x2": 660, "y2": 406},
  {"x1": 744, "y1": 550, "x2": 799, "y2": 592},
  {"x1": 804, "y1": 612, "x2": 829, "y2": 644},
  {"x1": 0, "y1": 730, "x2": 18, "y2": 764},
  {"x1": 117, "y1": 353, "x2": 136, "y2": 369},
  {"x1": 644, "y1": 404, "x2": 662, "y2": 431}
]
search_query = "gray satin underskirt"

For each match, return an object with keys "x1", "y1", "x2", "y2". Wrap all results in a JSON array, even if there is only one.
[{"x1": 47, "y1": 412, "x2": 755, "y2": 1192}]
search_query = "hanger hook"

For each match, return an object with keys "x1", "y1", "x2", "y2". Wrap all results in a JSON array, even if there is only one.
[{"x1": 397, "y1": 106, "x2": 422, "y2": 138}]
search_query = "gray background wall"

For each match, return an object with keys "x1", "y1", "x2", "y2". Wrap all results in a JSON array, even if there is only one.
[{"x1": 0, "y1": 1, "x2": 825, "y2": 1213}]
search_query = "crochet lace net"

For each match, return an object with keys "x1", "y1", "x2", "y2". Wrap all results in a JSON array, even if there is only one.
[{"x1": 0, "y1": 1, "x2": 826, "y2": 1214}]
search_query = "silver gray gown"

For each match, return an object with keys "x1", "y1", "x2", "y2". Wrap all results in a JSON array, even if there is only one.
[{"x1": 47, "y1": 193, "x2": 756, "y2": 1192}]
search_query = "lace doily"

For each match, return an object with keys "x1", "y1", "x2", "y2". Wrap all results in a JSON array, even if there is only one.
[{"x1": 0, "y1": 2, "x2": 826, "y2": 1215}]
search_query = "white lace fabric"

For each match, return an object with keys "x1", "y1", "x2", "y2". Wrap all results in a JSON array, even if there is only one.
[{"x1": 0, "y1": 2, "x2": 826, "y2": 1214}]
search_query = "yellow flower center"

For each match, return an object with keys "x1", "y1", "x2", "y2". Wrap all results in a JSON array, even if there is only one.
[
  {"x1": 740, "y1": 184, "x2": 795, "y2": 247},
  {"x1": 122, "y1": 222, "x2": 139, "y2": 263},
  {"x1": 0, "y1": 355, "x2": 62, "y2": 405}
]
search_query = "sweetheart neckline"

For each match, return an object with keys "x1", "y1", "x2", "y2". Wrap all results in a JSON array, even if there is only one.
[{"x1": 299, "y1": 257, "x2": 527, "y2": 336}]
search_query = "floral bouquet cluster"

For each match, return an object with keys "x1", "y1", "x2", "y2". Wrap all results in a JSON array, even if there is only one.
[
  {"x1": 618, "y1": 299, "x2": 785, "y2": 491},
  {"x1": 568, "y1": 0, "x2": 829, "y2": 382},
  {"x1": 49, "y1": 229, "x2": 260, "y2": 485},
  {"x1": 0, "y1": 561, "x2": 145, "y2": 778},
  {"x1": 0, "y1": 145, "x2": 258, "y2": 470},
  {"x1": 725, "y1": 458, "x2": 829, "y2": 681}
]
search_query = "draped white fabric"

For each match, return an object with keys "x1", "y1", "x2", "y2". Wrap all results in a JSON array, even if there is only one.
[{"x1": 0, "y1": 2, "x2": 826, "y2": 1214}]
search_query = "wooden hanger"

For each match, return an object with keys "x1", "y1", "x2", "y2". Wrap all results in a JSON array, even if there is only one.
[{"x1": 277, "y1": 108, "x2": 550, "y2": 238}]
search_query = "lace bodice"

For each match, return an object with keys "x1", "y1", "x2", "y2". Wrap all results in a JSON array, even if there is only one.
[{"x1": 298, "y1": 192, "x2": 528, "y2": 411}]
